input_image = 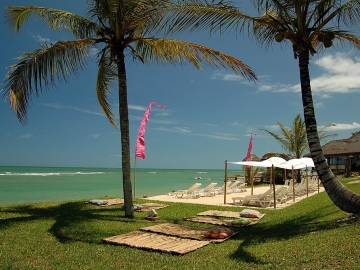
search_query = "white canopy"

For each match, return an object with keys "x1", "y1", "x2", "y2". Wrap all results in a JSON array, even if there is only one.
[
  {"x1": 228, "y1": 157, "x2": 287, "y2": 168},
  {"x1": 228, "y1": 157, "x2": 314, "y2": 169},
  {"x1": 276, "y1": 157, "x2": 315, "y2": 170}
]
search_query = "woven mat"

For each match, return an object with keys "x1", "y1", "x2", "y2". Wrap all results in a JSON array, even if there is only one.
[
  {"x1": 105, "y1": 198, "x2": 124, "y2": 206},
  {"x1": 102, "y1": 231, "x2": 209, "y2": 255},
  {"x1": 140, "y1": 223, "x2": 237, "y2": 243},
  {"x1": 197, "y1": 210, "x2": 265, "y2": 220},
  {"x1": 86, "y1": 198, "x2": 124, "y2": 206},
  {"x1": 183, "y1": 216, "x2": 258, "y2": 227},
  {"x1": 136, "y1": 203, "x2": 169, "y2": 212}
]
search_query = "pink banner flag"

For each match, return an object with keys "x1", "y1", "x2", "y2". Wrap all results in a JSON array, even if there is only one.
[
  {"x1": 245, "y1": 133, "x2": 258, "y2": 168},
  {"x1": 135, "y1": 102, "x2": 166, "y2": 159}
]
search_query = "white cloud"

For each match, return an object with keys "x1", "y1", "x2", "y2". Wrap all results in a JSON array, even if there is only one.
[
  {"x1": 231, "y1": 121, "x2": 244, "y2": 126},
  {"x1": 129, "y1": 104, "x2": 147, "y2": 111},
  {"x1": 20, "y1": 133, "x2": 33, "y2": 139},
  {"x1": 261, "y1": 125, "x2": 280, "y2": 131},
  {"x1": 28, "y1": 32, "x2": 51, "y2": 44},
  {"x1": 322, "y1": 122, "x2": 360, "y2": 131},
  {"x1": 153, "y1": 126, "x2": 239, "y2": 140},
  {"x1": 256, "y1": 53, "x2": 360, "y2": 96},
  {"x1": 197, "y1": 133, "x2": 240, "y2": 140},
  {"x1": 314, "y1": 102, "x2": 324, "y2": 108},
  {"x1": 311, "y1": 54, "x2": 360, "y2": 94},
  {"x1": 37, "y1": 103, "x2": 105, "y2": 117},
  {"x1": 211, "y1": 72, "x2": 243, "y2": 81}
]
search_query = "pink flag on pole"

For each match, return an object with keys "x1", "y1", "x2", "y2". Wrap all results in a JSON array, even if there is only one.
[
  {"x1": 135, "y1": 102, "x2": 166, "y2": 159},
  {"x1": 245, "y1": 133, "x2": 258, "y2": 168}
]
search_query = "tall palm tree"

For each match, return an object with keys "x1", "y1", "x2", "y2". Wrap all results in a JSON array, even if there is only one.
[
  {"x1": 161, "y1": 0, "x2": 360, "y2": 213},
  {"x1": 2, "y1": 0, "x2": 257, "y2": 218},
  {"x1": 260, "y1": 114, "x2": 337, "y2": 159},
  {"x1": 251, "y1": 0, "x2": 360, "y2": 213}
]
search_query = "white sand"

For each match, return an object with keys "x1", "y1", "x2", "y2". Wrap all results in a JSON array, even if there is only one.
[{"x1": 143, "y1": 185, "x2": 325, "y2": 210}]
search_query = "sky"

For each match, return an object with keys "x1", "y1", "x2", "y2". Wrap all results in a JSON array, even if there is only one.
[{"x1": 1, "y1": 1, "x2": 360, "y2": 169}]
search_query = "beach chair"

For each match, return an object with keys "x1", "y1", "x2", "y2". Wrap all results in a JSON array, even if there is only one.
[
  {"x1": 195, "y1": 183, "x2": 217, "y2": 197},
  {"x1": 232, "y1": 188, "x2": 274, "y2": 207},
  {"x1": 274, "y1": 186, "x2": 289, "y2": 204},
  {"x1": 212, "y1": 182, "x2": 233, "y2": 195},
  {"x1": 171, "y1": 183, "x2": 202, "y2": 199},
  {"x1": 230, "y1": 182, "x2": 247, "y2": 193}
]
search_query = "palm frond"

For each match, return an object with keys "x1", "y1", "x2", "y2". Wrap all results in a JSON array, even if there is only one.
[
  {"x1": 5, "y1": 6, "x2": 98, "y2": 38},
  {"x1": 96, "y1": 55, "x2": 118, "y2": 128},
  {"x1": 2, "y1": 39, "x2": 93, "y2": 124},
  {"x1": 135, "y1": 38, "x2": 257, "y2": 81},
  {"x1": 140, "y1": 0, "x2": 254, "y2": 35}
]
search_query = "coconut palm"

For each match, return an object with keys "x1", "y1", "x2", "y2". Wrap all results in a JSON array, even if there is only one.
[
  {"x1": 260, "y1": 114, "x2": 337, "y2": 159},
  {"x1": 251, "y1": 0, "x2": 360, "y2": 213},
  {"x1": 161, "y1": 0, "x2": 360, "y2": 213},
  {"x1": 2, "y1": 0, "x2": 257, "y2": 218}
]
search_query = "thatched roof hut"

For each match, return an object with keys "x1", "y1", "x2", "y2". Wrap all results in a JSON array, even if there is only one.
[
  {"x1": 322, "y1": 131, "x2": 360, "y2": 157},
  {"x1": 242, "y1": 153, "x2": 261, "y2": 162},
  {"x1": 318, "y1": 131, "x2": 360, "y2": 175},
  {"x1": 261, "y1": 152, "x2": 290, "y2": 161}
]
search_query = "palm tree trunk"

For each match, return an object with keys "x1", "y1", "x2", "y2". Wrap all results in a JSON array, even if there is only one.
[
  {"x1": 117, "y1": 50, "x2": 135, "y2": 218},
  {"x1": 298, "y1": 50, "x2": 360, "y2": 213}
]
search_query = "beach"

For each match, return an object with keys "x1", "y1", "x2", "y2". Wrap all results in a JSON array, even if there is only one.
[
  {"x1": 0, "y1": 166, "x2": 242, "y2": 206},
  {"x1": 0, "y1": 166, "x2": 325, "y2": 208},
  {"x1": 145, "y1": 185, "x2": 325, "y2": 209}
]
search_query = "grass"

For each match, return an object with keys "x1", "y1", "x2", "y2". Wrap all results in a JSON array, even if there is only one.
[{"x1": 1, "y1": 178, "x2": 359, "y2": 269}]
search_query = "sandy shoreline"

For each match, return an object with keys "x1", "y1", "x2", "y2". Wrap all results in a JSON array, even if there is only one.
[{"x1": 144, "y1": 185, "x2": 325, "y2": 209}]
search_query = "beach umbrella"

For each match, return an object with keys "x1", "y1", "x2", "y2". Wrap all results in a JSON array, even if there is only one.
[
  {"x1": 276, "y1": 158, "x2": 315, "y2": 199},
  {"x1": 230, "y1": 157, "x2": 287, "y2": 208}
]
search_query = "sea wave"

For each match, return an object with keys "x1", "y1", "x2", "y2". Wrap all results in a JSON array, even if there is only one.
[{"x1": 0, "y1": 171, "x2": 104, "y2": 177}]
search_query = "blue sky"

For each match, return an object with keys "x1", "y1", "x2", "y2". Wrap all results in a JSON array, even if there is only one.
[{"x1": 1, "y1": 1, "x2": 360, "y2": 169}]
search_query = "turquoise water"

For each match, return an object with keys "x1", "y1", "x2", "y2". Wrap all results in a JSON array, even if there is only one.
[{"x1": 0, "y1": 166, "x2": 243, "y2": 206}]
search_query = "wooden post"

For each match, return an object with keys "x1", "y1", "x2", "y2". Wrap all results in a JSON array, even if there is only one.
[
  {"x1": 224, "y1": 160, "x2": 228, "y2": 204},
  {"x1": 133, "y1": 157, "x2": 137, "y2": 199},
  {"x1": 272, "y1": 165, "x2": 276, "y2": 209},
  {"x1": 292, "y1": 166, "x2": 295, "y2": 202},
  {"x1": 306, "y1": 166, "x2": 309, "y2": 197}
]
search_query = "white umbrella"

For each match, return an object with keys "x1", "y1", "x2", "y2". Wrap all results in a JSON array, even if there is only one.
[
  {"x1": 276, "y1": 158, "x2": 315, "y2": 199},
  {"x1": 229, "y1": 157, "x2": 287, "y2": 208}
]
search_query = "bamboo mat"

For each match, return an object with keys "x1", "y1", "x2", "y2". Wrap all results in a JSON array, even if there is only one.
[
  {"x1": 140, "y1": 223, "x2": 237, "y2": 243},
  {"x1": 104, "y1": 198, "x2": 125, "y2": 206},
  {"x1": 197, "y1": 210, "x2": 266, "y2": 220},
  {"x1": 86, "y1": 198, "x2": 124, "y2": 206},
  {"x1": 102, "y1": 231, "x2": 210, "y2": 255},
  {"x1": 183, "y1": 216, "x2": 259, "y2": 227},
  {"x1": 136, "y1": 203, "x2": 169, "y2": 212}
]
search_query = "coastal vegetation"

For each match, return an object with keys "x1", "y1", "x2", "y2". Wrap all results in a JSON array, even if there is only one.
[
  {"x1": 4, "y1": 1, "x2": 360, "y2": 215},
  {"x1": 0, "y1": 177, "x2": 359, "y2": 269},
  {"x1": 260, "y1": 114, "x2": 337, "y2": 159},
  {"x1": 3, "y1": 1, "x2": 257, "y2": 218},
  {"x1": 158, "y1": 0, "x2": 360, "y2": 213}
]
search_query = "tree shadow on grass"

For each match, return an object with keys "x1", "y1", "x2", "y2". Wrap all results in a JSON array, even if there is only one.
[
  {"x1": 0, "y1": 201, "x2": 146, "y2": 244},
  {"x1": 227, "y1": 203, "x2": 355, "y2": 266}
]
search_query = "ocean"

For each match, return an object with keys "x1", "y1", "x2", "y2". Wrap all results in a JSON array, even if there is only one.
[{"x1": 0, "y1": 166, "x2": 243, "y2": 206}]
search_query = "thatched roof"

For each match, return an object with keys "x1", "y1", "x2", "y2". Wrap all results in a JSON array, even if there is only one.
[
  {"x1": 242, "y1": 153, "x2": 261, "y2": 161},
  {"x1": 261, "y1": 152, "x2": 290, "y2": 161},
  {"x1": 321, "y1": 131, "x2": 360, "y2": 157}
]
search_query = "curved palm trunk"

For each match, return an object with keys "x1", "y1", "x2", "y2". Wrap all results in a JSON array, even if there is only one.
[
  {"x1": 117, "y1": 50, "x2": 135, "y2": 218},
  {"x1": 298, "y1": 50, "x2": 360, "y2": 214}
]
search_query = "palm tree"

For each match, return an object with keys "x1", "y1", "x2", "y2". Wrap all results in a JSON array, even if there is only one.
[
  {"x1": 2, "y1": 0, "x2": 257, "y2": 218},
  {"x1": 160, "y1": 0, "x2": 360, "y2": 213},
  {"x1": 251, "y1": 1, "x2": 360, "y2": 213},
  {"x1": 260, "y1": 114, "x2": 337, "y2": 159}
]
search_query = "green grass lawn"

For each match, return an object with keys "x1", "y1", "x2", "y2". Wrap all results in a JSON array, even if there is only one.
[{"x1": 1, "y1": 177, "x2": 359, "y2": 269}]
